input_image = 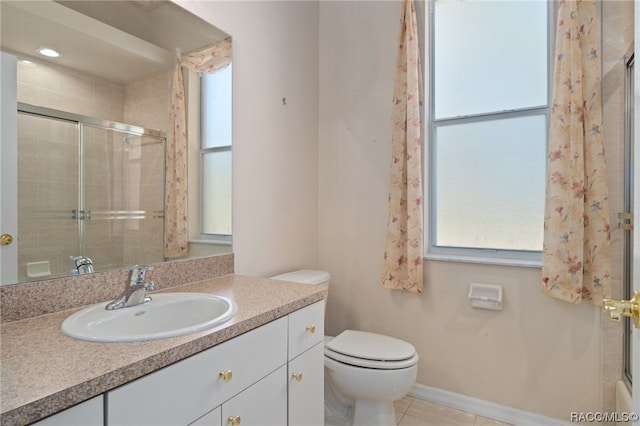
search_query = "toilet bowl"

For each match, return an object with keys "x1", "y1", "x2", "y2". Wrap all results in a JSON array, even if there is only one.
[{"x1": 270, "y1": 270, "x2": 419, "y2": 426}]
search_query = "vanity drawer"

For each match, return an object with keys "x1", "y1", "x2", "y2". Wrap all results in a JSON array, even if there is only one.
[
  {"x1": 288, "y1": 300, "x2": 324, "y2": 360},
  {"x1": 107, "y1": 316, "x2": 287, "y2": 426}
]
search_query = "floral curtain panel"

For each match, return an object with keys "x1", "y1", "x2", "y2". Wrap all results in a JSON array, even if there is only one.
[
  {"x1": 165, "y1": 37, "x2": 233, "y2": 259},
  {"x1": 541, "y1": 0, "x2": 611, "y2": 305},
  {"x1": 381, "y1": 0, "x2": 424, "y2": 293}
]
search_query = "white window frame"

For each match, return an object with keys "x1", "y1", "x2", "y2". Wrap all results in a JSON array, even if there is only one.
[
  {"x1": 186, "y1": 70, "x2": 232, "y2": 246},
  {"x1": 425, "y1": 0, "x2": 554, "y2": 267}
]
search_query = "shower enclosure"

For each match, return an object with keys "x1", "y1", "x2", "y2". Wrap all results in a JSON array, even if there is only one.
[{"x1": 16, "y1": 103, "x2": 166, "y2": 282}]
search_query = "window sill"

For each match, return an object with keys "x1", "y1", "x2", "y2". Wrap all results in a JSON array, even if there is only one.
[
  {"x1": 424, "y1": 253, "x2": 542, "y2": 268},
  {"x1": 189, "y1": 239, "x2": 232, "y2": 246}
]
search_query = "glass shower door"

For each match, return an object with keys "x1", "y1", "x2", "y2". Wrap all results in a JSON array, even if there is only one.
[
  {"x1": 16, "y1": 103, "x2": 166, "y2": 282},
  {"x1": 82, "y1": 126, "x2": 165, "y2": 271},
  {"x1": 16, "y1": 112, "x2": 80, "y2": 281}
]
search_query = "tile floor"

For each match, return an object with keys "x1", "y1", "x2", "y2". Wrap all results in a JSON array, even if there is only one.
[{"x1": 394, "y1": 396, "x2": 514, "y2": 426}]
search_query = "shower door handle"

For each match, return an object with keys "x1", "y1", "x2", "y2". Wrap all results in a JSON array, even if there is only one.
[
  {"x1": 72, "y1": 210, "x2": 91, "y2": 220},
  {"x1": 603, "y1": 292, "x2": 640, "y2": 328},
  {"x1": 618, "y1": 212, "x2": 633, "y2": 231}
]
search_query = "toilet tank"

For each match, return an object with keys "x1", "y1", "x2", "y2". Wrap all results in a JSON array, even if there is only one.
[{"x1": 270, "y1": 270, "x2": 331, "y2": 286}]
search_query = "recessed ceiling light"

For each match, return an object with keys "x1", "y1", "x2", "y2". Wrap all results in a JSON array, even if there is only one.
[
  {"x1": 19, "y1": 60, "x2": 34, "y2": 66},
  {"x1": 36, "y1": 47, "x2": 61, "y2": 58}
]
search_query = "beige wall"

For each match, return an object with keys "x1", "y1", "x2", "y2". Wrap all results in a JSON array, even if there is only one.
[
  {"x1": 318, "y1": 0, "x2": 629, "y2": 421},
  {"x1": 11, "y1": 0, "x2": 630, "y2": 419},
  {"x1": 176, "y1": 1, "x2": 320, "y2": 277},
  {"x1": 180, "y1": 0, "x2": 630, "y2": 420}
]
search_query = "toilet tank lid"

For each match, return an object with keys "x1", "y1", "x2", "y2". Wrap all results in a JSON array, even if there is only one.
[{"x1": 270, "y1": 270, "x2": 331, "y2": 285}]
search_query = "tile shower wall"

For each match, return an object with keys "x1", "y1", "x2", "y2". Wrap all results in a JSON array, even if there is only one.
[
  {"x1": 16, "y1": 115, "x2": 80, "y2": 280},
  {"x1": 122, "y1": 70, "x2": 170, "y2": 268},
  {"x1": 15, "y1": 53, "x2": 125, "y2": 282},
  {"x1": 123, "y1": 70, "x2": 170, "y2": 132},
  {"x1": 81, "y1": 125, "x2": 127, "y2": 272},
  {"x1": 16, "y1": 53, "x2": 124, "y2": 122},
  {"x1": 14, "y1": 52, "x2": 169, "y2": 282}
]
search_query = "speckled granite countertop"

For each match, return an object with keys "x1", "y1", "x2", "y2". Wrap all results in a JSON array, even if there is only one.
[{"x1": 0, "y1": 275, "x2": 327, "y2": 426}]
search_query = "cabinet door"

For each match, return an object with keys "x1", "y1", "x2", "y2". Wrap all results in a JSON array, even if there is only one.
[
  {"x1": 221, "y1": 366, "x2": 287, "y2": 426},
  {"x1": 32, "y1": 396, "x2": 103, "y2": 426},
  {"x1": 288, "y1": 343, "x2": 324, "y2": 426}
]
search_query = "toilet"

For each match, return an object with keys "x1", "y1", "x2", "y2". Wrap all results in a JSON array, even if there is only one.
[{"x1": 270, "y1": 270, "x2": 419, "y2": 426}]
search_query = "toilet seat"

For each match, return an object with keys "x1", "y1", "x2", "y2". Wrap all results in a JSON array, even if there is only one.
[{"x1": 325, "y1": 330, "x2": 418, "y2": 370}]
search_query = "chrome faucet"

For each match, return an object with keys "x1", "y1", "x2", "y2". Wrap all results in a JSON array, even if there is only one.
[
  {"x1": 70, "y1": 256, "x2": 94, "y2": 275},
  {"x1": 105, "y1": 265, "x2": 154, "y2": 310}
]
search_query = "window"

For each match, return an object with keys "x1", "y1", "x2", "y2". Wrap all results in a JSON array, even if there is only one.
[
  {"x1": 200, "y1": 64, "x2": 232, "y2": 241},
  {"x1": 428, "y1": 0, "x2": 550, "y2": 264}
]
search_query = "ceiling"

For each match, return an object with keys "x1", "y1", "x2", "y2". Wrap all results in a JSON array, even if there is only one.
[{"x1": 0, "y1": 0, "x2": 229, "y2": 85}]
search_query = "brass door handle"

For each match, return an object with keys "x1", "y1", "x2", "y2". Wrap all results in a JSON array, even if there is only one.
[
  {"x1": 0, "y1": 234, "x2": 13, "y2": 246},
  {"x1": 603, "y1": 291, "x2": 640, "y2": 328},
  {"x1": 227, "y1": 415, "x2": 241, "y2": 426},
  {"x1": 305, "y1": 325, "x2": 316, "y2": 334},
  {"x1": 292, "y1": 372, "x2": 303, "y2": 382}
]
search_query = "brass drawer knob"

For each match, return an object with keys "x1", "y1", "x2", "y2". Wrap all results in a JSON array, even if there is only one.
[
  {"x1": 305, "y1": 325, "x2": 316, "y2": 334},
  {"x1": 292, "y1": 372, "x2": 303, "y2": 382},
  {"x1": 227, "y1": 415, "x2": 241, "y2": 426},
  {"x1": 219, "y1": 370, "x2": 233, "y2": 382}
]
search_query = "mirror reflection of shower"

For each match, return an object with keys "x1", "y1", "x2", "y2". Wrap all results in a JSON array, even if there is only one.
[
  {"x1": 70, "y1": 255, "x2": 93, "y2": 275},
  {"x1": 16, "y1": 104, "x2": 166, "y2": 282}
]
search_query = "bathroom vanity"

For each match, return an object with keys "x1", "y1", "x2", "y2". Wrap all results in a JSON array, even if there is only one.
[
  {"x1": 0, "y1": 272, "x2": 327, "y2": 426},
  {"x1": 106, "y1": 300, "x2": 324, "y2": 426}
]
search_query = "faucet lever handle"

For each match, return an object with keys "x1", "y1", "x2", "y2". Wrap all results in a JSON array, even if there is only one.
[{"x1": 127, "y1": 265, "x2": 154, "y2": 286}]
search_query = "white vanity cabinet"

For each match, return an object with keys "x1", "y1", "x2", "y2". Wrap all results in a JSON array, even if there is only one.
[
  {"x1": 289, "y1": 343, "x2": 324, "y2": 426},
  {"x1": 191, "y1": 366, "x2": 287, "y2": 426},
  {"x1": 220, "y1": 365, "x2": 287, "y2": 425},
  {"x1": 189, "y1": 407, "x2": 221, "y2": 426},
  {"x1": 107, "y1": 317, "x2": 288, "y2": 426},
  {"x1": 106, "y1": 300, "x2": 325, "y2": 426},
  {"x1": 32, "y1": 396, "x2": 103, "y2": 426},
  {"x1": 288, "y1": 301, "x2": 325, "y2": 426}
]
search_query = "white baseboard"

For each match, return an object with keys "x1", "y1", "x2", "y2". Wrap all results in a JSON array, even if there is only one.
[{"x1": 410, "y1": 383, "x2": 573, "y2": 426}]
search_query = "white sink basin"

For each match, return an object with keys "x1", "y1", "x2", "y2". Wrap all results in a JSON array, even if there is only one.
[{"x1": 62, "y1": 293, "x2": 236, "y2": 343}]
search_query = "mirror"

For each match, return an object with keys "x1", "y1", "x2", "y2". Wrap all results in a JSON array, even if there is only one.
[{"x1": 0, "y1": 1, "x2": 232, "y2": 286}]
